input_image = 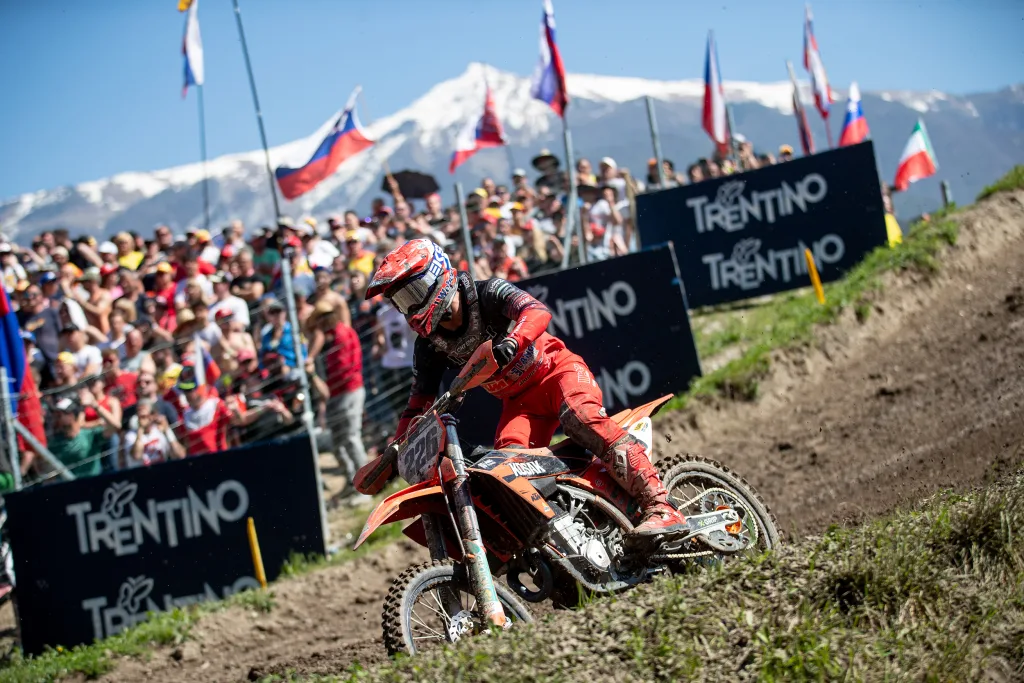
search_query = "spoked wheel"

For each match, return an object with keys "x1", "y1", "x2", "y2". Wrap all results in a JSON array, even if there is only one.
[
  {"x1": 382, "y1": 559, "x2": 533, "y2": 657},
  {"x1": 658, "y1": 454, "x2": 780, "y2": 561}
]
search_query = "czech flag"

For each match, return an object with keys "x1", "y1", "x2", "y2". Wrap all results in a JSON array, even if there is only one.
[
  {"x1": 787, "y1": 64, "x2": 815, "y2": 155},
  {"x1": 275, "y1": 88, "x2": 375, "y2": 201},
  {"x1": 838, "y1": 82, "x2": 870, "y2": 146},
  {"x1": 450, "y1": 87, "x2": 507, "y2": 174},
  {"x1": 0, "y1": 288, "x2": 46, "y2": 456},
  {"x1": 529, "y1": 0, "x2": 569, "y2": 118},
  {"x1": 702, "y1": 31, "x2": 729, "y2": 152},
  {"x1": 803, "y1": 4, "x2": 833, "y2": 119},
  {"x1": 893, "y1": 119, "x2": 938, "y2": 192},
  {"x1": 182, "y1": 0, "x2": 203, "y2": 98}
]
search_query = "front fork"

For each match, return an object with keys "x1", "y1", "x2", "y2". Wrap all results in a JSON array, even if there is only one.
[{"x1": 428, "y1": 414, "x2": 508, "y2": 629}]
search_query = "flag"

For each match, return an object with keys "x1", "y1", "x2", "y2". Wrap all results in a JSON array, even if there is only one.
[
  {"x1": 787, "y1": 64, "x2": 815, "y2": 156},
  {"x1": 702, "y1": 31, "x2": 729, "y2": 152},
  {"x1": 529, "y1": 0, "x2": 569, "y2": 118},
  {"x1": 803, "y1": 4, "x2": 833, "y2": 118},
  {"x1": 275, "y1": 88, "x2": 375, "y2": 201},
  {"x1": 178, "y1": 0, "x2": 193, "y2": 10},
  {"x1": 0, "y1": 288, "x2": 46, "y2": 453},
  {"x1": 838, "y1": 82, "x2": 869, "y2": 146},
  {"x1": 893, "y1": 119, "x2": 938, "y2": 191},
  {"x1": 450, "y1": 87, "x2": 507, "y2": 174},
  {"x1": 182, "y1": 0, "x2": 203, "y2": 97}
]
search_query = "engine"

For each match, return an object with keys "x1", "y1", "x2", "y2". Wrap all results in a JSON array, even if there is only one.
[{"x1": 548, "y1": 512, "x2": 614, "y2": 576}]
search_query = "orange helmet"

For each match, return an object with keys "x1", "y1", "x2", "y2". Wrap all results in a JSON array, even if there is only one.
[{"x1": 366, "y1": 239, "x2": 457, "y2": 336}]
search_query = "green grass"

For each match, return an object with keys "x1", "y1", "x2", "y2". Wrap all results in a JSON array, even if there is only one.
[
  {"x1": 301, "y1": 467, "x2": 1024, "y2": 682},
  {"x1": 977, "y1": 164, "x2": 1024, "y2": 201},
  {"x1": 280, "y1": 522, "x2": 407, "y2": 579},
  {"x1": 667, "y1": 202, "x2": 963, "y2": 412}
]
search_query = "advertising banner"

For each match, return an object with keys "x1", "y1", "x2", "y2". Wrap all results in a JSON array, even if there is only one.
[
  {"x1": 5, "y1": 434, "x2": 324, "y2": 654},
  {"x1": 636, "y1": 141, "x2": 888, "y2": 308}
]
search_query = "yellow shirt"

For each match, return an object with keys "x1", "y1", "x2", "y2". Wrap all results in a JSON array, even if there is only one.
[{"x1": 118, "y1": 251, "x2": 145, "y2": 271}]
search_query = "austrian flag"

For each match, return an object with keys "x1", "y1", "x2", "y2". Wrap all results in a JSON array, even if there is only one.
[
  {"x1": 894, "y1": 119, "x2": 938, "y2": 191},
  {"x1": 450, "y1": 87, "x2": 506, "y2": 173}
]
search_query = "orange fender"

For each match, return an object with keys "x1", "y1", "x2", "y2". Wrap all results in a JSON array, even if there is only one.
[
  {"x1": 611, "y1": 394, "x2": 673, "y2": 429},
  {"x1": 352, "y1": 479, "x2": 448, "y2": 549}
]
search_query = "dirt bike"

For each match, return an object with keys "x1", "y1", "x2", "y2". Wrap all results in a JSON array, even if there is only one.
[{"x1": 354, "y1": 341, "x2": 780, "y2": 656}]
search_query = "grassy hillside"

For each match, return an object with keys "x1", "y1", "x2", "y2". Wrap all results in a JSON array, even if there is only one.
[{"x1": 293, "y1": 467, "x2": 1024, "y2": 682}]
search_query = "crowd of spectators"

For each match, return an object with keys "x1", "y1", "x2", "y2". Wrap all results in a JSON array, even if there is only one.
[{"x1": 0, "y1": 137, "x2": 797, "y2": 491}]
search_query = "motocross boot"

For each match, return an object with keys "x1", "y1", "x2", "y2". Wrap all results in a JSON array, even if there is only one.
[{"x1": 602, "y1": 436, "x2": 687, "y2": 541}]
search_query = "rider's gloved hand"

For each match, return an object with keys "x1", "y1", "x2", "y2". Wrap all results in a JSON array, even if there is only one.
[
  {"x1": 492, "y1": 337, "x2": 519, "y2": 368},
  {"x1": 353, "y1": 442, "x2": 400, "y2": 495}
]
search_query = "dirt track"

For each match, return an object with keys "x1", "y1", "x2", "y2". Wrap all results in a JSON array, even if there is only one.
[{"x1": 94, "y1": 191, "x2": 1024, "y2": 682}]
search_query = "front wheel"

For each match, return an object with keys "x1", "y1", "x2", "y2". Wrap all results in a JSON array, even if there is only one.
[
  {"x1": 659, "y1": 454, "x2": 781, "y2": 557},
  {"x1": 382, "y1": 559, "x2": 533, "y2": 657}
]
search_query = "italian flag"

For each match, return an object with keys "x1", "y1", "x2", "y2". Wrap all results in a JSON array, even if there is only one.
[{"x1": 893, "y1": 119, "x2": 938, "y2": 191}]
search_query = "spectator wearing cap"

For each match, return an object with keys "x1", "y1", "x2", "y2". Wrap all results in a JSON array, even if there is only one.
[
  {"x1": 178, "y1": 366, "x2": 232, "y2": 456},
  {"x1": 209, "y1": 272, "x2": 250, "y2": 327},
  {"x1": 512, "y1": 168, "x2": 530, "y2": 193},
  {"x1": 778, "y1": 144, "x2": 795, "y2": 163},
  {"x1": 302, "y1": 223, "x2": 340, "y2": 271},
  {"x1": 591, "y1": 184, "x2": 631, "y2": 258},
  {"x1": 60, "y1": 324, "x2": 101, "y2": 377},
  {"x1": 191, "y1": 229, "x2": 220, "y2": 266},
  {"x1": 18, "y1": 285, "x2": 62, "y2": 379},
  {"x1": 598, "y1": 157, "x2": 627, "y2": 199},
  {"x1": 260, "y1": 299, "x2": 302, "y2": 370},
  {"x1": 124, "y1": 398, "x2": 185, "y2": 468},
  {"x1": 93, "y1": 241, "x2": 118, "y2": 268},
  {"x1": 308, "y1": 301, "x2": 367, "y2": 494},
  {"x1": 344, "y1": 231, "x2": 376, "y2": 276},
  {"x1": 148, "y1": 261, "x2": 176, "y2": 300},
  {"x1": 114, "y1": 232, "x2": 144, "y2": 270},
  {"x1": 38, "y1": 269, "x2": 61, "y2": 304},
  {"x1": 49, "y1": 396, "x2": 115, "y2": 478}
]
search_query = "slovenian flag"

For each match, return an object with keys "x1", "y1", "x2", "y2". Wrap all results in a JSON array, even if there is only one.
[
  {"x1": 702, "y1": 31, "x2": 729, "y2": 152},
  {"x1": 529, "y1": 0, "x2": 569, "y2": 118},
  {"x1": 803, "y1": 4, "x2": 833, "y2": 119},
  {"x1": 839, "y1": 82, "x2": 870, "y2": 146},
  {"x1": 182, "y1": 0, "x2": 203, "y2": 97},
  {"x1": 275, "y1": 88, "x2": 375, "y2": 201},
  {"x1": 893, "y1": 119, "x2": 938, "y2": 192},
  {"x1": 450, "y1": 86, "x2": 507, "y2": 174}
]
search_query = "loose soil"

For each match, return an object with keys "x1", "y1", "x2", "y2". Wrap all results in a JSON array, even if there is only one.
[{"x1": 57, "y1": 190, "x2": 1024, "y2": 681}]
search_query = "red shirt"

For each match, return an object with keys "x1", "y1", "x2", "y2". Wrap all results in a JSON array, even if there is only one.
[
  {"x1": 105, "y1": 371, "x2": 138, "y2": 408},
  {"x1": 182, "y1": 396, "x2": 231, "y2": 455},
  {"x1": 324, "y1": 322, "x2": 363, "y2": 397}
]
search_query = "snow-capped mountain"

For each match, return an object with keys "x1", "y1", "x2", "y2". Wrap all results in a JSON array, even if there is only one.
[{"x1": 3, "y1": 64, "x2": 1022, "y2": 241}]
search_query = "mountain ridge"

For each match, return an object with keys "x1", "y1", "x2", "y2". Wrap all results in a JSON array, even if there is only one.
[{"x1": 3, "y1": 62, "x2": 1022, "y2": 242}]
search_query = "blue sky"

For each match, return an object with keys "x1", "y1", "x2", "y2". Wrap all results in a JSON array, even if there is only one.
[{"x1": 2, "y1": 0, "x2": 1021, "y2": 199}]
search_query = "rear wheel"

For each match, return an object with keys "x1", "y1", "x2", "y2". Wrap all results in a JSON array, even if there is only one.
[
  {"x1": 658, "y1": 454, "x2": 780, "y2": 559},
  {"x1": 381, "y1": 559, "x2": 533, "y2": 657}
]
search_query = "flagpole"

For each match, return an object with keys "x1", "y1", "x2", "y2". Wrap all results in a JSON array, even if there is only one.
[
  {"x1": 823, "y1": 116, "x2": 834, "y2": 149},
  {"x1": 197, "y1": 84, "x2": 211, "y2": 230},
  {"x1": 454, "y1": 182, "x2": 475, "y2": 274},
  {"x1": 559, "y1": 119, "x2": 583, "y2": 268},
  {"x1": 231, "y1": 0, "x2": 282, "y2": 219},
  {"x1": 644, "y1": 96, "x2": 666, "y2": 186}
]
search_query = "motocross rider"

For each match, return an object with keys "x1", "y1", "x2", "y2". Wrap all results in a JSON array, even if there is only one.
[{"x1": 353, "y1": 239, "x2": 686, "y2": 541}]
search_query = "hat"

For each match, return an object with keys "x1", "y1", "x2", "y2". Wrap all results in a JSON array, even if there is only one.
[
  {"x1": 100, "y1": 264, "x2": 119, "y2": 277},
  {"x1": 186, "y1": 227, "x2": 198, "y2": 235},
  {"x1": 471, "y1": 188, "x2": 488, "y2": 199},
  {"x1": 39, "y1": 271, "x2": 58, "y2": 284},
  {"x1": 114, "y1": 231, "x2": 133, "y2": 243},
  {"x1": 285, "y1": 235, "x2": 303, "y2": 249},
  {"x1": 599, "y1": 156, "x2": 617, "y2": 169},
  {"x1": 303, "y1": 216, "x2": 318, "y2": 229},
  {"x1": 51, "y1": 246, "x2": 69, "y2": 259},
  {"x1": 779, "y1": 144, "x2": 794, "y2": 155},
  {"x1": 78, "y1": 267, "x2": 101, "y2": 283},
  {"x1": 265, "y1": 299, "x2": 284, "y2": 313},
  {"x1": 54, "y1": 396, "x2": 81, "y2": 414},
  {"x1": 97, "y1": 242, "x2": 117, "y2": 255},
  {"x1": 344, "y1": 229, "x2": 361, "y2": 242},
  {"x1": 57, "y1": 351, "x2": 76, "y2": 365},
  {"x1": 531, "y1": 149, "x2": 560, "y2": 171},
  {"x1": 214, "y1": 308, "x2": 233, "y2": 321},
  {"x1": 277, "y1": 216, "x2": 296, "y2": 229},
  {"x1": 176, "y1": 308, "x2": 196, "y2": 326},
  {"x1": 155, "y1": 262, "x2": 174, "y2": 274},
  {"x1": 509, "y1": 202, "x2": 525, "y2": 213},
  {"x1": 327, "y1": 213, "x2": 343, "y2": 225},
  {"x1": 20, "y1": 329, "x2": 36, "y2": 344},
  {"x1": 194, "y1": 229, "x2": 211, "y2": 243},
  {"x1": 236, "y1": 349, "x2": 256, "y2": 362},
  {"x1": 176, "y1": 364, "x2": 199, "y2": 392},
  {"x1": 512, "y1": 168, "x2": 528, "y2": 178},
  {"x1": 0, "y1": 243, "x2": 11, "y2": 254},
  {"x1": 479, "y1": 209, "x2": 499, "y2": 225},
  {"x1": 733, "y1": 133, "x2": 748, "y2": 144},
  {"x1": 208, "y1": 272, "x2": 226, "y2": 284},
  {"x1": 647, "y1": 158, "x2": 659, "y2": 167}
]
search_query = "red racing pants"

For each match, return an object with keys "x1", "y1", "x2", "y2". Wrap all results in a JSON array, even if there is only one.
[{"x1": 494, "y1": 344, "x2": 669, "y2": 509}]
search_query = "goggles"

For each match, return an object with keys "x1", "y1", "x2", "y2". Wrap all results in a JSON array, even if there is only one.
[{"x1": 389, "y1": 272, "x2": 440, "y2": 316}]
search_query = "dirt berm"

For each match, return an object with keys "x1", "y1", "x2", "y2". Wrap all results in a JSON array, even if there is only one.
[{"x1": 85, "y1": 187, "x2": 1024, "y2": 682}]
